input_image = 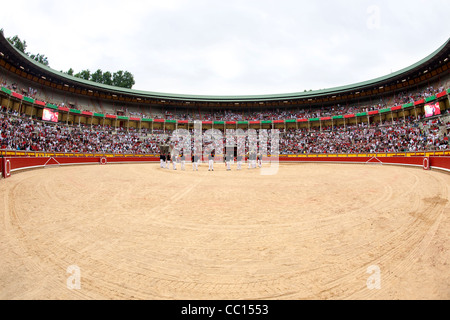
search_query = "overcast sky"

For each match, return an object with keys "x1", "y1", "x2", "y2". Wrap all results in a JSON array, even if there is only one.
[{"x1": 1, "y1": 0, "x2": 449, "y2": 96}]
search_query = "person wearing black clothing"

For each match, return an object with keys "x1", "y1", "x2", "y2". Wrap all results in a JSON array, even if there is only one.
[
  {"x1": 160, "y1": 153, "x2": 166, "y2": 169},
  {"x1": 192, "y1": 153, "x2": 199, "y2": 171},
  {"x1": 166, "y1": 153, "x2": 171, "y2": 170},
  {"x1": 208, "y1": 150, "x2": 215, "y2": 171}
]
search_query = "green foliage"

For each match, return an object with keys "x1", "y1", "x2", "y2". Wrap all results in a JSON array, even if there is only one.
[
  {"x1": 74, "y1": 69, "x2": 91, "y2": 80},
  {"x1": 112, "y1": 70, "x2": 135, "y2": 89},
  {"x1": 66, "y1": 68, "x2": 134, "y2": 88},
  {"x1": 90, "y1": 69, "x2": 103, "y2": 83},
  {"x1": 6, "y1": 33, "x2": 50, "y2": 67},
  {"x1": 30, "y1": 53, "x2": 49, "y2": 66},
  {"x1": 102, "y1": 71, "x2": 113, "y2": 86},
  {"x1": 7, "y1": 35, "x2": 27, "y2": 53},
  {"x1": 4, "y1": 31, "x2": 135, "y2": 88}
]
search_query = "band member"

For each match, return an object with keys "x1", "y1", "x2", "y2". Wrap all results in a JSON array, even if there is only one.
[
  {"x1": 166, "y1": 152, "x2": 171, "y2": 170},
  {"x1": 237, "y1": 154, "x2": 243, "y2": 171},
  {"x1": 208, "y1": 150, "x2": 215, "y2": 171},
  {"x1": 251, "y1": 151, "x2": 257, "y2": 169},
  {"x1": 180, "y1": 151, "x2": 186, "y2": 171},
  {"x1": 226, "y1": 150, "x2": 233, "y2": 171},
  {"x1": 257, "y1": 152, "x2": 263, "y2": 168},
  {"x1": 192, "y1": 152, "x2": 199, "y2": 171},
  {"x1": 160, "y1": 152, "x2": 166, "y2": 169},
  {"x1": 171, "y1": 148, "x2": 177, "y2": 170}
]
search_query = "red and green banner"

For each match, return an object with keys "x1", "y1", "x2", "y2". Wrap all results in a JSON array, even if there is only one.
[
  {"x1": 11, "y1": 92, "x2": 23, "y2": 100},
  {"x1": 23, "y1": 97, "x2": 34, "y2": 104},
  {"x1": 425, "y1": 95, "x2": 437, "y2": 103},
  {"x1": 1, "y1": 87, "x2": 11, "y2": 95},
  {"x1": 437, "y1": 91, "x2": 447, "y2": 98}
]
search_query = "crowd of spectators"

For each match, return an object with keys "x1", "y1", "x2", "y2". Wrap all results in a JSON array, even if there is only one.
[
  {"x1": 279, "y1": 120, "x2": 448, "y2": 154},
  {"x1": 1, "y1": 108, "x2": 448, "y2": 155}
]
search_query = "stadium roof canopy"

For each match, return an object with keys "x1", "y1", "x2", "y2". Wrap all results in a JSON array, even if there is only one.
[{"x1": 0, "y1": 32, "x2": 449, "y2": 108}]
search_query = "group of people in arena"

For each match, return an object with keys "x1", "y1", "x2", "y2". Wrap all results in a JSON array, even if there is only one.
[{"x1": 157, "y1": 146, "x2": 265, "y2": 172}]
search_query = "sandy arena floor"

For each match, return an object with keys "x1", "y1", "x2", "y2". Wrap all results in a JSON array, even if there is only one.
[{"x1": 0, "y1": 163, "x2": 448, "y2": 300}]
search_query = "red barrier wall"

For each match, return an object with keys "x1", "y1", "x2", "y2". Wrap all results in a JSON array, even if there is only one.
[
  {"x1": 1, "y1": 156, "x2": 159, "y2": 178},
  {"x1": 1, "y1": 155, "x2": 450, "y2": 179}
]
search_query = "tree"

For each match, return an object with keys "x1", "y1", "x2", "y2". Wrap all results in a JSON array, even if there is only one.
[
  {"x1": 30, "y1": 53, "x2": 49, "y2": 66},
  {"x1": 102, "y1": 71, "x2": 113, "y2": 86},
  {"x1": 67, "y1": 68, "x2": 74, "y2": 76},
  {"x1": 7, "y1": 35, "x2": 27, "y2": 53},
  {"x1": 112, "y1": 70, "x2": 135, "y2": 89},
  {"x1": 75, "y1": 69, "x2": 91, "y2": 80},
  {"x1": 90, "y1": 69, "x2": 103, "y2": 83},
  {"x1": 6, "y1": 34, "x2": 50, "y2": 66}
]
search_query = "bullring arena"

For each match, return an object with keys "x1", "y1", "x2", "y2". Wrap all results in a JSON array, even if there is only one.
[
  {"x1": 0, "y1": 157, "x2": 449, "y2": 300},
  {"x1": 0, "y1": 32, "x2": 450, "y2": 300}
]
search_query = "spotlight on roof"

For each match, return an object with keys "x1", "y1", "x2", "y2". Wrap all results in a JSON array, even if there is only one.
[
  {"x1": 444, "y1": 58, "x2": 448, "y2": 62},
  {"x1": 0, "y1": 52, "x2": 4, "y2": 56},
  {"x1": 423, "y1": 70, "x2": 428, "y2": 73},
  {"x1": 20, "y1": 66, "x2": 24, "y2": 70},
  {"x1": 41, "y1": 76, "x2": 46, "y2": 80},
  {"x1": 402, "y1": 79, "x2": 407, "y2": 82},
  {"x1": 379, "y1": 86, "x2": 384, "y2": 89},
  {"x1": 259, "y1": 102, "x2": 264, "y2": 105}
]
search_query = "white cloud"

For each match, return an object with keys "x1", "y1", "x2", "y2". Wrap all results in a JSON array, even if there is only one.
[{"x1": 1, "y1": 0, "x2": 449, "y2": 95}]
